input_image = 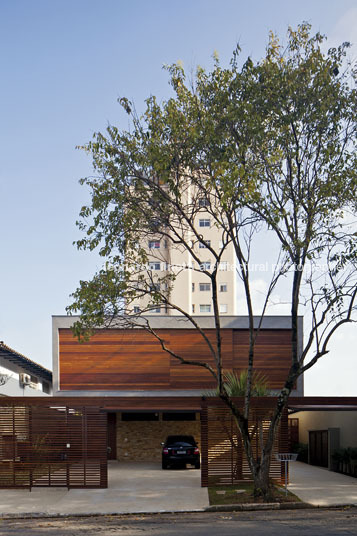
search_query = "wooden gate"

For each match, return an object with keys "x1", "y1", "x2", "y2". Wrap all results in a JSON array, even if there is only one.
[
  {"x1": 201, "y1": 398, "x2": 288, "y2": 486},
  {"x1": 0, "y1": 400, "x2": 107, "y2": 489}
]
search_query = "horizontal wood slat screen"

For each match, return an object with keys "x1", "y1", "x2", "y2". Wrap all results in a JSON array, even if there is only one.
[
  {"x1": 59, "y1": 328, "x2": 292, "y2": 391},
  {"x1": 0, "y1": 401, "x2": 107, "y2": 489},
  {"x1": 201, "y1": 398, "x2": 288, "y2": 487}
]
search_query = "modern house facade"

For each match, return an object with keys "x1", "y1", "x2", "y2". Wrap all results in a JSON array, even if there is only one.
[
  {"x1": 52, "y1": 314, "x2": 303, "y2": 461},
  {"x1": 0, "y1": 341, "x2": 52, "y2": 397}
]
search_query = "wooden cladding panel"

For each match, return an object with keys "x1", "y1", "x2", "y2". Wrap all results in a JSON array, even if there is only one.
[
  {"x1": 59, "y1": 327, "x2": 292, "y2": 391},
  {"x1": 168, "y1": 329, "x2": 232, "y2": 389},
  {"x1": 60, "y1": 329, "x2": 170, "y2": 390},
  {"x1": 233, "y1": 330, "x2": 292, "y2": 389}
]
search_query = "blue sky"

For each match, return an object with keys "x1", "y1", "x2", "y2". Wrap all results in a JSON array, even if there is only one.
[{"x1": 1, "y1": 0, "x2": 357, "y2": 395}]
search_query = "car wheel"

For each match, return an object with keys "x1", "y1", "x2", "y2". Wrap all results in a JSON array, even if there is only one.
[
  {"x1": 162, "y1": 461, "x2": 168, "y2": 469},
  {"x1": 195, "y1": 461, "x2": 200, "y2": 469}
]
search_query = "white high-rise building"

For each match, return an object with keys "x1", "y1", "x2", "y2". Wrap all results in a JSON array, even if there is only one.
[{"x1": 130, "y1": 184, "x2": 237, "y2": 316}]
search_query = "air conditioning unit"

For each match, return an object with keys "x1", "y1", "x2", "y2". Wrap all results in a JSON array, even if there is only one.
[{"x1": 19, "y1": 373, "x2": 31, "y2": 386}]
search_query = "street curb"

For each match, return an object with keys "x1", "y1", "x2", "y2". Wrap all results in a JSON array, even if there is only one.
[
  {"x1": 205, "y1": 502, "x2": 312, "y2": 512},
  {"x1": 206, "y1": 502, "x2": 357, "y2": 512},
  {"x1": 0, "y1": 510, "x2": 207, "y2": 520},
  {"x1": 1, "y1": 503, "x2": 356, "y2": 520}
]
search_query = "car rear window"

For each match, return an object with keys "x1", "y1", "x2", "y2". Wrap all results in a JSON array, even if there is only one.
[{"x1": 165, "y1": 435, "x2": 196, "y2": 446}]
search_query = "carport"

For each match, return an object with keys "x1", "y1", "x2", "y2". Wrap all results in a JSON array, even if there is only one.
[
  {"x1": 103, "y1": 396, "x2": 202, "y2": 463},
  {"x1": 2, "y1": 395, "x2": 355, "y2": 492},
  {"x1": 0, "y1": 395, "x2": 292, "y2": 491}
]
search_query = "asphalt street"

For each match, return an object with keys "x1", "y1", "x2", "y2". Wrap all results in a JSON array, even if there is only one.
[{"x1": 0, "y1": 509, "x2": 356, "y2": 536}]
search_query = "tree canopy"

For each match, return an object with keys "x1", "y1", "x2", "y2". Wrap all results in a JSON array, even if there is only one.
[{"x1": 68, "y1": 23, "x2": 357, "y2": 499}]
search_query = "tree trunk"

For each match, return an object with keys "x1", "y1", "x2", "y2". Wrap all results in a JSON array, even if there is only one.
[
  {"x1": 240, "y1": 423, "x2": 275, "y2": 501},
  {"x1": 251, "y1": 450, "x2": 274, "y2": 501},
  {"x1": 230, "y1": 412, "x2": 275, "y2": 501}
]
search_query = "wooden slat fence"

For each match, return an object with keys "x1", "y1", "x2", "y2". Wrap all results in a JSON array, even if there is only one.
[
  {"x1": 0, "y1": 401, "x2": 107, "y2": 489},
  {"x1": 201, "y1": 398, "x2": 288, "y2": 487}
]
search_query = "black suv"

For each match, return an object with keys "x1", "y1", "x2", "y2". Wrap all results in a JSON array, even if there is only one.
[{"x1": 161, "y1": 435, "x2": 200, "y2": 469}]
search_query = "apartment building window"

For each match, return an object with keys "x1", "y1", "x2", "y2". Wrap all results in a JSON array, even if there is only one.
[
  {"x1": 219, "y1": 283, "x2": 227, "y2": 292},
  {"x1": 192, "y1": 304, "x2": 195, "y2": 313},
  {"x1": 149, "y1": 262, "x2": 161, "y2": 270},
  {"x1": 219, "y1": 304, "x2": 228, "y2": 313},
  {"x1": 199, "y1": 219, "x2": 210, "y2": 228},
  {"x1": 200, "y1": 261, "x2": 211, "y2": 271},
  {"x1": 200, "y1": 304, "x2": 211, "y2": 313},
  {"x1": 133, "y1": 306, "x2": 141, "y2": 313},
  {"x1": 149, "y1": 218, "x2": 161, "y2": 231},
  {"x1": 149, "y1": 283, "x2": 160, "y2": 291},
  {"x1": 192, "y1": 283, "x2": 195, "y2": 292},
  {"x1": 199, "y1": 282, "x2": 211, "y2": 291},
  {"x1": 151, "y1": 307, "x2": 161, "y2": 313},
  {"x1": 149, "y1": 240, "x2": 160, "y2": 249},
  {"x1": 199, "y1": 240, "x2": 211, "y2": 249},
  {"x1": 219, "y1": 261, "x2": 228, "y2": 271},
  {"x1": 199, "y1": 197, "x2": 210, "y2": 207}
]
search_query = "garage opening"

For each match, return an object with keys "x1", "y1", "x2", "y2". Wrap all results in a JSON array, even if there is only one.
[{"x1": 112, "y1": 411, "x2": 201, "y2": 462}]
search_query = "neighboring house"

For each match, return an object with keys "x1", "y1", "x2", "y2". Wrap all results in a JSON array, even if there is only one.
[
  {"x1": 52, "y1": 314, "x2": 303, "y2": 461},
  {"x1": 288, "y1": 403, "x2": 357, "y2": 471},
  {"x1": 0, "y1": 341, "x2": 52, "y2": 397}
]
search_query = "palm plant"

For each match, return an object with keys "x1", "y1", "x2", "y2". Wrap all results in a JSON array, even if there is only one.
[{"x1": 203, "y1": 369, "x2": 271, "y2": 397}]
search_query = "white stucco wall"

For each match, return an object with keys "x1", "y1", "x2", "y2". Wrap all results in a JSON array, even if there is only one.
[
  {"x1": 293, "y1": 411, "x2": 357, "y2": 448},
  {"x1": 0, "y1": 357, "x2": 52, "y2": 397}
]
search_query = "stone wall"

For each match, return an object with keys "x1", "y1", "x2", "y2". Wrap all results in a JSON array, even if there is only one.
[{"x1": 116, "y1": 413, "x2": 201, "y2": 461}]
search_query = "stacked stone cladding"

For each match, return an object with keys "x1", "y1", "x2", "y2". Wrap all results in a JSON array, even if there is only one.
[{"x1": 116, "y1": 413, "x2": 201, "y2": 461}]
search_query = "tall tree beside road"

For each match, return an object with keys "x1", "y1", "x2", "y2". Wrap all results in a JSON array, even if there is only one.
[{"x1": 68, "y1": 24, "x2": 357, "y2": 499}]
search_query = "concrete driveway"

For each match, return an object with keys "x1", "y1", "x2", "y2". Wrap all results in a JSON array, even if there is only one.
[
  {"x1": 0, "y1": 461, "x2": 209, "y2": 516},
  {"x1": 289, "y1": 461, "x2": 357, "y2": 506}
]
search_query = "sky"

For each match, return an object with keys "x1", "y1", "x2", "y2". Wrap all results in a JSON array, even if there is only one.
[{"x1": 1, "y1": 0, "x2": 357, "y2": 396}]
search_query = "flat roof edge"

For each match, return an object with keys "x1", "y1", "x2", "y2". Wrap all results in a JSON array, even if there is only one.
[{"x1": 52, "y1": 315, "x2": 298, "y2": 330}]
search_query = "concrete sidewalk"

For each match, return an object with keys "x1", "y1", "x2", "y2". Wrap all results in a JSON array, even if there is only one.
[
  {"x1": 289, "y1": 461, "x2": 357, "y2": 506},
  {"x1": 1, "y1": 460, "x2": 356, "y2": 516},
  {"x1": 0, "y1": 461, "x2": 209, "y2": 516}
]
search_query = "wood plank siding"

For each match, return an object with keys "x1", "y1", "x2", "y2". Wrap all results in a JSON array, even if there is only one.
[{"x1": 59, "y1": 328, "x2": 292, "y2": 391}]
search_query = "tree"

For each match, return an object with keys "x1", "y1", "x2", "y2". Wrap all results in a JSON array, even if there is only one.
[{"x1": 67, "y1": 24, "x2": 357, "y2": 499}]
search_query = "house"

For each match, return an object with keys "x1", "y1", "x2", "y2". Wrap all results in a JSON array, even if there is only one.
[
  {"x1": 52, "y1": 314, "x2": 303, "y2": 462},
  {"x1": 0, "y1": 341, "x2": 52, "y2": 397}
]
